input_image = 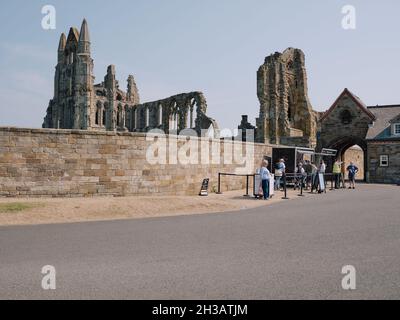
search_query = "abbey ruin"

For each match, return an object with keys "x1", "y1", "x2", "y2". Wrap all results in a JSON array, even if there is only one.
[
  {"x1": 0, "y1": 21, "x2": 399, "y2": 198},
  {"x1": 238, "y1": 48, "x2": 320, "y2": 147},
  {"x1": 42, "y1": 19, "x2": 218, "y2": 137}
]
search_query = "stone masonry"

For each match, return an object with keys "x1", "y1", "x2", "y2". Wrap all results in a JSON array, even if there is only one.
[
  {"x1": 255, "y1": 48, "x2": 318, "y2": 147},
  {"x1": 42, "y1": 19, "x2": 218, "y2": 137},
  {"x1": 0, "y1": 127, "x2": 273, "y2": 197}
]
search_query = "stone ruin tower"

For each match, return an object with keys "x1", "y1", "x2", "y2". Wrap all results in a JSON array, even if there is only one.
[
  {"x1": 255, "y1": 48, "x2": 317, "y2": 147},
  {"x1": 43, "y1": 19, "x2": 218, "y2": 136},
  {"x1": 44, "y1": 19, "x2": 94, "y2": 130}
]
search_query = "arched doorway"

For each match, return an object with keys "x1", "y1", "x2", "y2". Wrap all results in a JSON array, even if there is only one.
[{"x1": 327, "y1": 136, "x2": 367, "y2": 182}]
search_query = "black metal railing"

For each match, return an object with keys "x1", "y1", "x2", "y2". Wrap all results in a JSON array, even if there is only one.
[{"x1": 216, "y1": 173, "x2": 255, "y2": 196}]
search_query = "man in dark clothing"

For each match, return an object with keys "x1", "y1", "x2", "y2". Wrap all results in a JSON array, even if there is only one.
[{"x1": 346, "y1": 162, "x2": 359, "y2": 189}]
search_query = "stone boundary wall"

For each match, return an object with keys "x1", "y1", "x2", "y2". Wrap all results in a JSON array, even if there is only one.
[{"x1": 0, "y1": 127, "x2": 276, "y2": 197}]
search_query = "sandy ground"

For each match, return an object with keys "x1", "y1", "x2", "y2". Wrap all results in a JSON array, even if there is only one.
[{"x1": 0, "y1": 189, "x2": 304, "y2": 226}]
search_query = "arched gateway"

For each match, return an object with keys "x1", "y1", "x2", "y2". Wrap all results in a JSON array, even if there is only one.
[{"x1": 319, "y1": 88, "x2": 400, "y2": 183}]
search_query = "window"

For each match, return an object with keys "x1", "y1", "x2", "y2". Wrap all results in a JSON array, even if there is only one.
[
  {"x1": 95, "y1": 110, "x2": 100, "y2": 125},
  {"x1": 158, "y1": 105, "x2": 163, "y2": 126},
  {"x1": 340, "y1": 110, "x2": 353, "y2": 125},
  {"x1": 394, "y1": 123, "x2": 400, "y2": 135},
  {"x1": 380, "y1": 155, "x2": 389, "y2": 167},
  {"x1": 146, "y1": 108, "x2": 150, "y2": 127},
  {"x1": 102, "y1": 109, "x2": 106, "y2": 126}
]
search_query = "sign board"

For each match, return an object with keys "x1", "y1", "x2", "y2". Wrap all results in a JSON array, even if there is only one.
[
  {"x1": 269, "y1": 174, "x2": 275, "y2": 197},
  {"x1": 254, "y1": 174, "x2": 262, "y2": 197},
  {"x1": 254, "y1": 174, "x2": 275, "y2": 198},
  {"x1": 321, "y1": 148, "x2": 338, "y2": 157},
  {"x1": 199, "y1": 179, "x2": 209, "y2": 196},
  {"x1": 318, "y1": 174, "x2": 325, "y2": 191}
]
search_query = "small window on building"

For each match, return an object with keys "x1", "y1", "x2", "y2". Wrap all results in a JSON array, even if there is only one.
[
  {"x1": 394, "y1": 123, "x2": 400, "y2": 135},
  {"x1": 380, "y1": 155, "x2": 389, "y2": 167}
]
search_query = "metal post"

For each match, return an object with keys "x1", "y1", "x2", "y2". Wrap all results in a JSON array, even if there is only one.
[
  {"x1": 217, "y1": 173, "x2": 222, "y2": 194},
  {"x1": 244, "y1": 175, "x2": 250, "y2": 197},
  {"x1": 282, "y1": 173, "x2": 289, "y2": 200},
  {"x1": 298, "y1": 174, "x2": 305, "y2": 197}
]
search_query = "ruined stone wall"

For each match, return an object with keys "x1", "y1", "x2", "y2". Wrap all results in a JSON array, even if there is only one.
[
  {"x1": 0, "y1": 127, "x2": 274, "y2": 198},
  {"x1": 131, "y1": 92, "x2": 219, "y2": 136},
  {"x1": 256, "y1": 48, "x2": 317, "y2": 147}
]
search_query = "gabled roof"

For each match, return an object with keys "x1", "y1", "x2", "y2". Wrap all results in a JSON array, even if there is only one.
[
  {"x1": 366, "y1": 105, "x2": 400, "y2": 140},
  {"x1": 389, "y1": 112, "x2": 400, "y2": 124},
  {"x1": 320, "y1": 88, "x2": 376, "y2": 122}
]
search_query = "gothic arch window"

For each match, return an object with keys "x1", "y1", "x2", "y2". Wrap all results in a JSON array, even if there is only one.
[
  {"x1": 117, "y1": 104, "x2": 123, "y2": 127},
  {"x1": 145, "y1": 107, "x2": 150, "y2": 127},
  {"x1": 158, "y1": 104, "x2": 163, "y2": 126},
  {"x1": 95, "y1": 102, "x2": 102, "y2": 126},
  {"x1": 190, "y1": 99, "x2": 196, "y2": 128},
  {"x1": 134, "y1": 108, "x2": 138, "y2": 129},
  {"x1": 124, "y1": 105, "x2": 130, "y2": 129},
  {"x1": 116, "y1": 93, "x2": 123, "y2": 101},
  {"x1": 102, "y1": 109, "x2": 106, "y2": 126}
]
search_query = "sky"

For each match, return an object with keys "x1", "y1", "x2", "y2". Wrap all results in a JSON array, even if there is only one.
[{"x1": 1, "y1": 0, "x2": 400, "y2": 131}]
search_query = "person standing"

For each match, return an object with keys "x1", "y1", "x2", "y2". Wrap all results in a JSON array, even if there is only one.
[
  {"x1": 310, "y1": 162, "x2": 319, "y2": 192},
  {"x1": 304, "y1": 160, "x2": 312, "y2": 190},
  {"x1": 332, "y1": 160, "x2": 343, "y2": 189},
  {"x1": 318, "y1": 160, "x2": 326, "y2": 174},
  {"x1": 295, "y1": 162, "x2": 306, "y2": 190},
  {"x1": 274, "y1": 159, "x2": 285, "y2": 191},
  {"x1": 317, "y1": 160, "x2": 326, "y2": 193},
  {"x1": 347, "y1": 162, "x2": 359, "y2": 189},
  {"x1": 260, "y1": 160, "x2": 271, "y2": 200}
]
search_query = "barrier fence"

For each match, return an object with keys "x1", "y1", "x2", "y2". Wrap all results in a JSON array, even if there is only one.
[
  {"x1": 216, "y1": 173, "x2": 255, "y2": 196},
  {"x1": 216, "y1": 172, "x2": 347, "y2": 200}
]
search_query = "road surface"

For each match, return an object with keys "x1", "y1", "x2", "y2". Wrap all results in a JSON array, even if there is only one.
[{"x1": 1, "y1": 184, "x2": 399, "y2": 299}]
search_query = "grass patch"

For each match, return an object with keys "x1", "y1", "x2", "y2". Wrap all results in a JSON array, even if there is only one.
[{"x1": 0, "y1": 202, "x2": 44, "y2": 213}]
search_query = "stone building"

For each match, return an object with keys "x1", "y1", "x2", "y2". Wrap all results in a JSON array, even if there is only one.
[
  {"x1": 240, "y1": 48, "x2": 400, "y2": 184},
  {"x1": 320, "y1": 88, "x2": 400, "y2": 184},
  {"x1": 43, "y1": 19, "x2": 218, "y2": 137},
  {"x1": 254, "y1": 48, "x2": 319, "y2": 147}
]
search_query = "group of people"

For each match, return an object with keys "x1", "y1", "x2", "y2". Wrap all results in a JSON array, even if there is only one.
[
  {"x1": 256, "y1": 157, "x2": 360, "y2": 200},
  {"x1": 292, "y1": 160, "x2": 326, "y2": 192},
  {"x1": 332, "y1": 160, "x2": 359, "y2": 189}
]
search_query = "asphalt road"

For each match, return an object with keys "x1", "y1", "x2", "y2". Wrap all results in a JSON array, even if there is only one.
[{"x1": 1, "y1": 184, "x2": 400, "y2": 300}]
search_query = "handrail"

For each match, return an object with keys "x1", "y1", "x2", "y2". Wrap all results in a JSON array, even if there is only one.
[{"x1": 217, "y1": 173, "x2": 255, "y2": 196}]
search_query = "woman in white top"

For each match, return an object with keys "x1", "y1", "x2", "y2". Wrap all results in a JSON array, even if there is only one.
[{"x1": 259, "y1": 160, "x2": 271, "y2": 200}]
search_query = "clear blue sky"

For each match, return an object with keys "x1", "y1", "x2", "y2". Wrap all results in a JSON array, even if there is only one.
[{"x1": 1, "y1": 0, "x2": 400, "y2": 130}]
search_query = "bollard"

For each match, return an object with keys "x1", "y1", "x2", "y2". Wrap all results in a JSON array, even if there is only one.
[
  {"x1": 282, "y1": 173, "x2": 289, "y2": 200},
  {"x1": 244, "y1": 175, "x2": 250, "y2": 197},
  {"x1": 217, "y1": 173, "x2": 222, "y2": 194},
  {"x1": 298, "y1": 175, "x2": 305, "y2": 197}
]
